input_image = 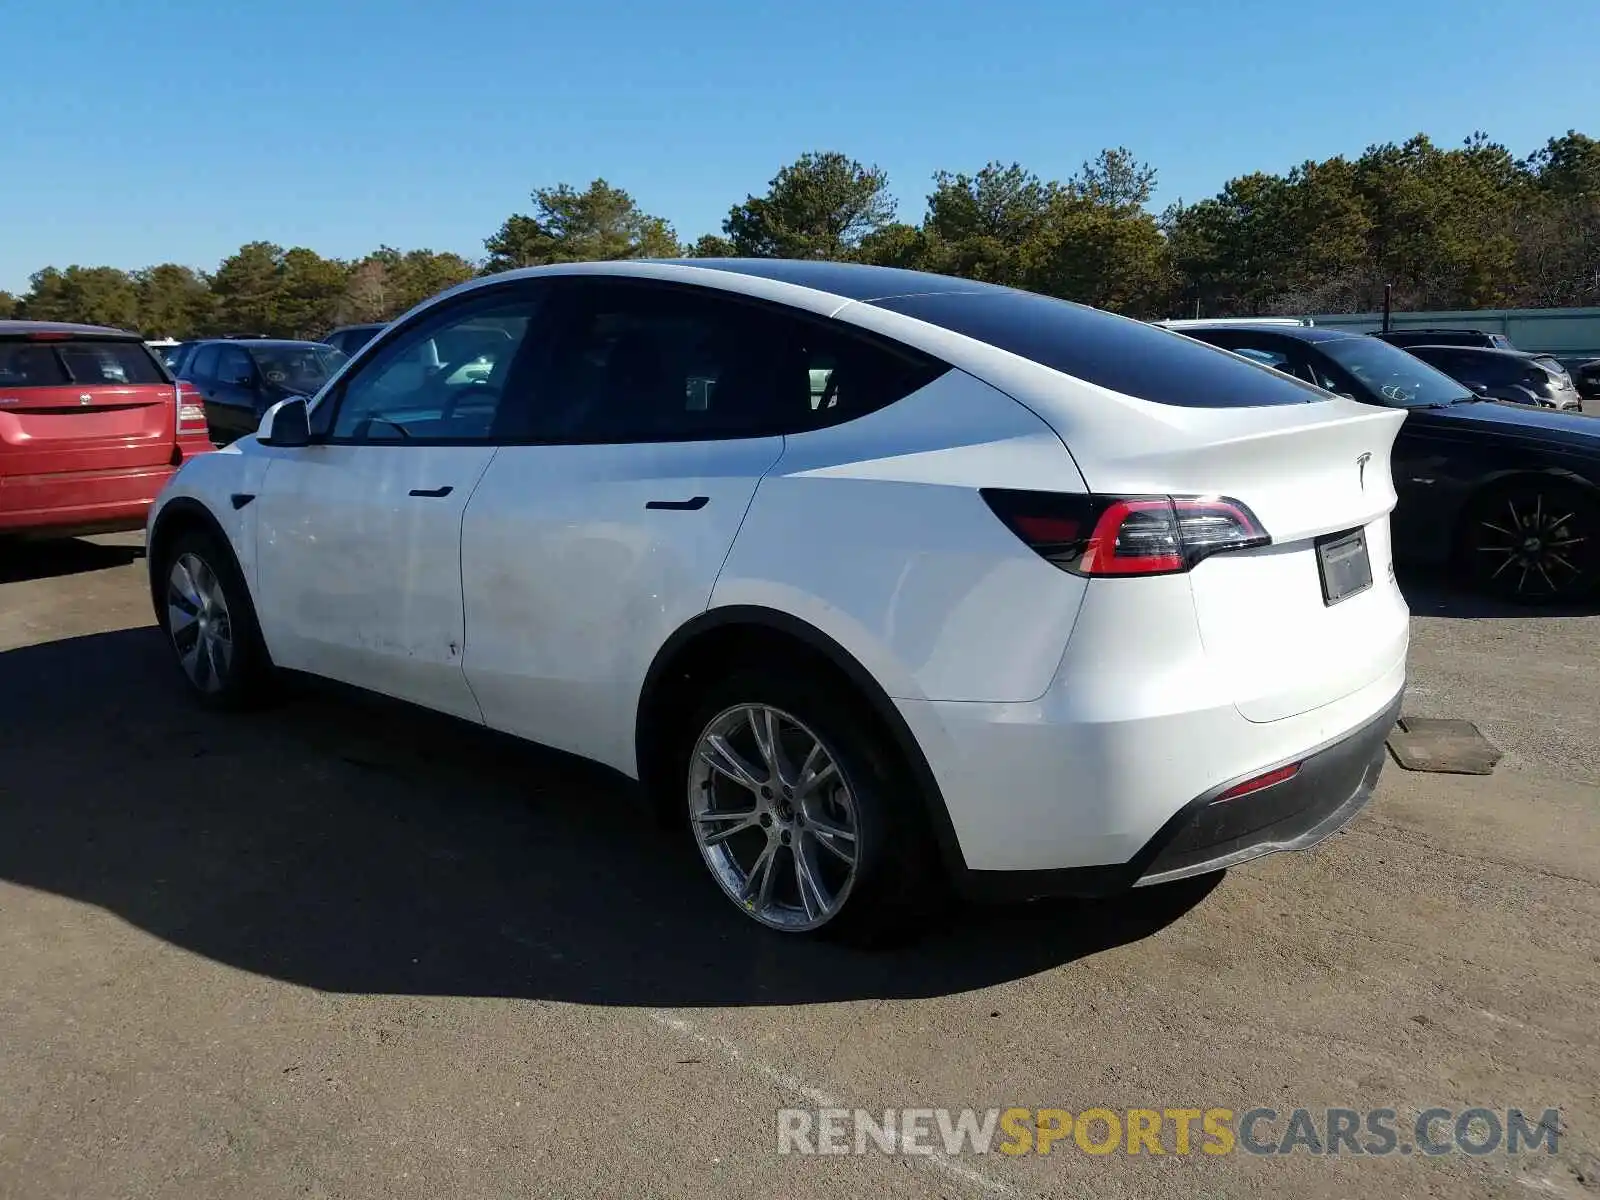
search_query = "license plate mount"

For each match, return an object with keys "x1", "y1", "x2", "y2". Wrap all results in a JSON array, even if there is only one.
[{"x1": 1316, "y1": 528, "x2": 1373, "y2": 606}]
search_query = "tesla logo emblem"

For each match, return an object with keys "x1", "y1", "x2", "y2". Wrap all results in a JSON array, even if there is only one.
[
  {"x1": 1357, "y1": 452, "x2": 1372, "y2": 491},
  {"x1": 78, "y1": 393, "x2": 93, "y2": 406}
]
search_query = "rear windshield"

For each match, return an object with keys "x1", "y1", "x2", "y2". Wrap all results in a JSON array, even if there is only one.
[
  {"x1": 0, "y1": 339, "x2": 165, "y2": 387},
  {"x1": 870, "y1": 290, "x2": 1330, "y2": 407}
]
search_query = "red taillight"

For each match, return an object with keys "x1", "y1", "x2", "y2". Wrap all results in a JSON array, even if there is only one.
[
  {"x1": 982, "y1": 490, "x2": 1270, "y2": 577},
  {"x1": 25, "y1": 331, "x2": 73, "y2": 341},
  {"x1": 176, "y1": 383, "x2": 208, "y2": 435},
  {"x1": 1215, "y1": 761, "x2": 1301, "y2": 801}
]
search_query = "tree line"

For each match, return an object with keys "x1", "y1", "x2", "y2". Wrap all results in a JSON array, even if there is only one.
[{"x1": 4, "y1": 130, "x2": 1596, "y2": 339}]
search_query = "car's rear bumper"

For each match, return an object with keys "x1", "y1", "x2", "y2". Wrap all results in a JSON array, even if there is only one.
[
  {"x1": 939, "y1": 688, "x2": 1401, "y2": 903},
  {"x1": 0, "y1": 464, "x2": 176, "y2": 536},
  {"x1": 1133, "y1": 689, "x2": 1398, "y2": 886}
]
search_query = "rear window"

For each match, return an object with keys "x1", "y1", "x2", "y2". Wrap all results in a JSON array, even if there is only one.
[
  {"x1": 0, "y1": 339, "x2": 164, "y2": 387},
  {"x1": 870, "y1": 291, "x2": 1329, "y2": 407}
]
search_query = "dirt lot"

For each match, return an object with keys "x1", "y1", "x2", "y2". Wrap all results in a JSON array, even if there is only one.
[{"x1": 1, "y1": 534, "x2": 1596, "y2": 1199}]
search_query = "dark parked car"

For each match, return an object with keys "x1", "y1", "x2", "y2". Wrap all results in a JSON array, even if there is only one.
[
  {"x1": 161, "y1": 340, "x2": 199, "y2": 375},
  {"x1": 1176, "y1": 323, "x2": 1600, "y2": 602},
  {"x1": 176, "y1": 339, "x2": 346, "y2": 443},
  {"x1": 1402, "y1": 345, "x2": 1581, "y2": 412},
  {"x1": 1556, "y1": 356, "x2": 1600, "y2": 401},
  {"x1": 323, "y1": 323, "x2": 387, "y2": 357},
  {"x1": 1372, "y1": 327, "x2": 1515, "y2": 351}
]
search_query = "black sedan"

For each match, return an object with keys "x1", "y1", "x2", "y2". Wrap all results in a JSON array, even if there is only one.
[
  {"x1": 176, "y1": 339, "x2": 347, "y2": 443},
  {"x1": 1176, "y1": 323, "x2": 1599, "y2": 603}
]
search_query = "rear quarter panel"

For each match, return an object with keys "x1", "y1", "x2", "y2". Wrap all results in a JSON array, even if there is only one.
[{"x1": 711, "y1": 371, "x2": 1090, "y2": 704}]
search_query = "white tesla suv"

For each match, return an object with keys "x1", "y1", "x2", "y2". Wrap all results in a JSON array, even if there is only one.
[{"x1": 146, "y1": 260, "x2": 1408, "y2": 941}]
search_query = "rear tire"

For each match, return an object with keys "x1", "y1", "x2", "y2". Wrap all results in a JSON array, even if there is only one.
[
  {"x1": 676, "y1": 669, "x2": 939, "y2": 945},
  {"x1": 1457, "y1": 479, "x2": 1600, "y2": 604},
  {"x1": 156, "y1": 526, "x2": 274, "y2": 709}
]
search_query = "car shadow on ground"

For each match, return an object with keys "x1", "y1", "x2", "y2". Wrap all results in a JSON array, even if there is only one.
[
  {"x1": 0, "y1": 536, "x2": 143, "y2": 584},
  {"x1": 0, "y1": 626, "x2": 1216, "y2": 1008},
  {"x1": 1397, "y1": 564, "x2": 1600, "y2": 619}
]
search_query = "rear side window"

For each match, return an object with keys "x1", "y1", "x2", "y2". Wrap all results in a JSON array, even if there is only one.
[
  {"x1": 871, "y1": 291, "x2": 1328, "y2": 407},
  {"x1": 529, "y1": 281, "x2": 947, "y2": 442},
  {"x1": 0, "y1": 339, "x2": 163, "y2": 387}
]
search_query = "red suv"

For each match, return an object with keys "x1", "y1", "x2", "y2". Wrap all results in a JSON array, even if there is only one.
[{"x1": 0, "y1": 321, "x2": 215, "y2": 538}]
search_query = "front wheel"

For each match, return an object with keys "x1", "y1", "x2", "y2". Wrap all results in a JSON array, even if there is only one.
[
  {"x1": 157, "y1": 527, "x2": 273, "y2": 708},
  {"x1": 680, "y1": 672, "x2": 936, "y2": 943},
  {"x1": 1459, "y1": 479, "x2": 1599, "y2": 603}
]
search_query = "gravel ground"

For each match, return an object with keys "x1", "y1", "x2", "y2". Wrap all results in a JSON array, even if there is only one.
[{"x1": 1, "y1": 534, "x2": 1596, "y2": 1199}]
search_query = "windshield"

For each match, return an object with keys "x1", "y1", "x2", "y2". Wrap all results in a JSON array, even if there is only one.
[
  {"x1": 249, "y1": 344, "x2": 347, "y2": 395},
  {"x1": 1319, "y1": 337, "x2": 1474, "y2": 408}
]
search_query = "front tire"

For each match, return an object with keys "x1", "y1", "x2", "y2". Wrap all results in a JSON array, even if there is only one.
[
  {"x1": 157, "y1": 527, "x2": 273, "y2": 708},
  {"x1": 1458, "y1": 479, "x2": 1599, "y2": 603},
  {"x1": 678, "y1": 671, "x2": 936, "y2": 944}
]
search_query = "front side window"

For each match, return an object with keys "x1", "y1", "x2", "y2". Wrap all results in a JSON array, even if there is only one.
[
  {"x1": 189, "y1": 344, "x2": 221, "y2": 382},
  {"x1": 329, "y1": 292, "x2": 537, "y2": 442},
  {"x1": 216, "y1": 345, "x2": 255, "y2": 386}
]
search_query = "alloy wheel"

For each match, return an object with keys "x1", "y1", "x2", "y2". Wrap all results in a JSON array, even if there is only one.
[
  {"x1": 166, "y1": 552, "x2": 234, "y2": 693},
  {"x1": 688, "y1": 704, "x2": 860, "y2": 931},
  {"x1": 1473, "y1": 491, "x2": 1592, "y2": 599}
]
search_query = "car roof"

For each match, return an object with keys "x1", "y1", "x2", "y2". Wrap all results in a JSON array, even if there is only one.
[
  {"x1": 1171, "y1": 321, "x2": 1358, "y2": 343},
  {"x1": 1408, "y1": 344, "x2": 1535, "y2": 358},
  {"x1": 647, "y1": 258, "x2": 995, "y2": 302},
  {"x1": 445, "y1": 259, "x2": 994, "y2": 311},
  {"x1": 1379, "y1": 326, "x2": 1493, "y2": 335},
  {"x1": 0, "y1": 319, "x2": 141, "y2": 340},
  {"x1": 193, "y1": 338, "x2": 331, "y2": 349}
]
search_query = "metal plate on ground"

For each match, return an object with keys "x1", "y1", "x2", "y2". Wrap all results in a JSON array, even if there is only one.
[{"x1": 1387, "y1": 717, "x2": 1502, "y2": 775}]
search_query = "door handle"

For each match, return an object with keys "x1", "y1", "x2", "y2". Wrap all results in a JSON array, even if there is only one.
[
  {"x1": 645, "y1": 496, "x2": 709, "y2": 511},
  {"x1": 409, "y1": 486, "x2": 454, "y2": 498}
]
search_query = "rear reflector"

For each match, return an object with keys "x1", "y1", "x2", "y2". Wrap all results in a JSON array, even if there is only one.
[
  {"x1": 982, "y1": 490, "x2": 1270, "y2": 577},
  {"x1": 1215, "y1": 762, "x2": 1301, "y2": 801}
]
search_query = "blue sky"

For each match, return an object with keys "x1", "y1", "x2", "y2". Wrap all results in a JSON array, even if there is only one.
[{"x1": 2, "y1": 0, "x2": 1597, "y2": 293}]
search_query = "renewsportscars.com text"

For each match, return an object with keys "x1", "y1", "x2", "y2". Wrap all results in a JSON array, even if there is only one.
[{"x1": 777, "y1": 1106, "x2": 1561, "y2": 1158}]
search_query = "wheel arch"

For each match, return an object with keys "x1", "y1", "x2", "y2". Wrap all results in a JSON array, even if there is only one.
[
  {"x1": 634, "y1": 605, "x2": 969, "y2": 881},
  {"x1": 146, "y1": 497, "x2": 237, "y2": 613},
  {"x1": 1451, "y1": 465, "x2": 1600, "y2": 555}
]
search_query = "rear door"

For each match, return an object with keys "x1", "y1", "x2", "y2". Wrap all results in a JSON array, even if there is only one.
[{"x1": 0, "y1": 333, "x2": 176, "y2": 480}]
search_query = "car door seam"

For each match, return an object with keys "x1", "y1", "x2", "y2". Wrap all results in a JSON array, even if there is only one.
[
  {"x1": 455, "y1": 445, "x2": 504, "y2": 723},
  {"x1": 705, "y1": 435, "x2": 788, "y2": 612}
]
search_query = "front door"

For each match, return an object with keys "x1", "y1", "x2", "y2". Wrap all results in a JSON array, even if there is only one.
[
  {"x1": 253, "y1": 284, "x2": 547, "y2": 719},
  {"x1": 461, "y1": 278, "x2": 794, "y2": 772}
]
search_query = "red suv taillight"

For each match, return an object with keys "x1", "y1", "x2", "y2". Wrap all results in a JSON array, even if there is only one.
[
  {"x1": 176, "y1": 383, "x2": 208, "y2": 436},
  {"x1": 981, "y1": 490, "x2": 1270, "y2": 577}
]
